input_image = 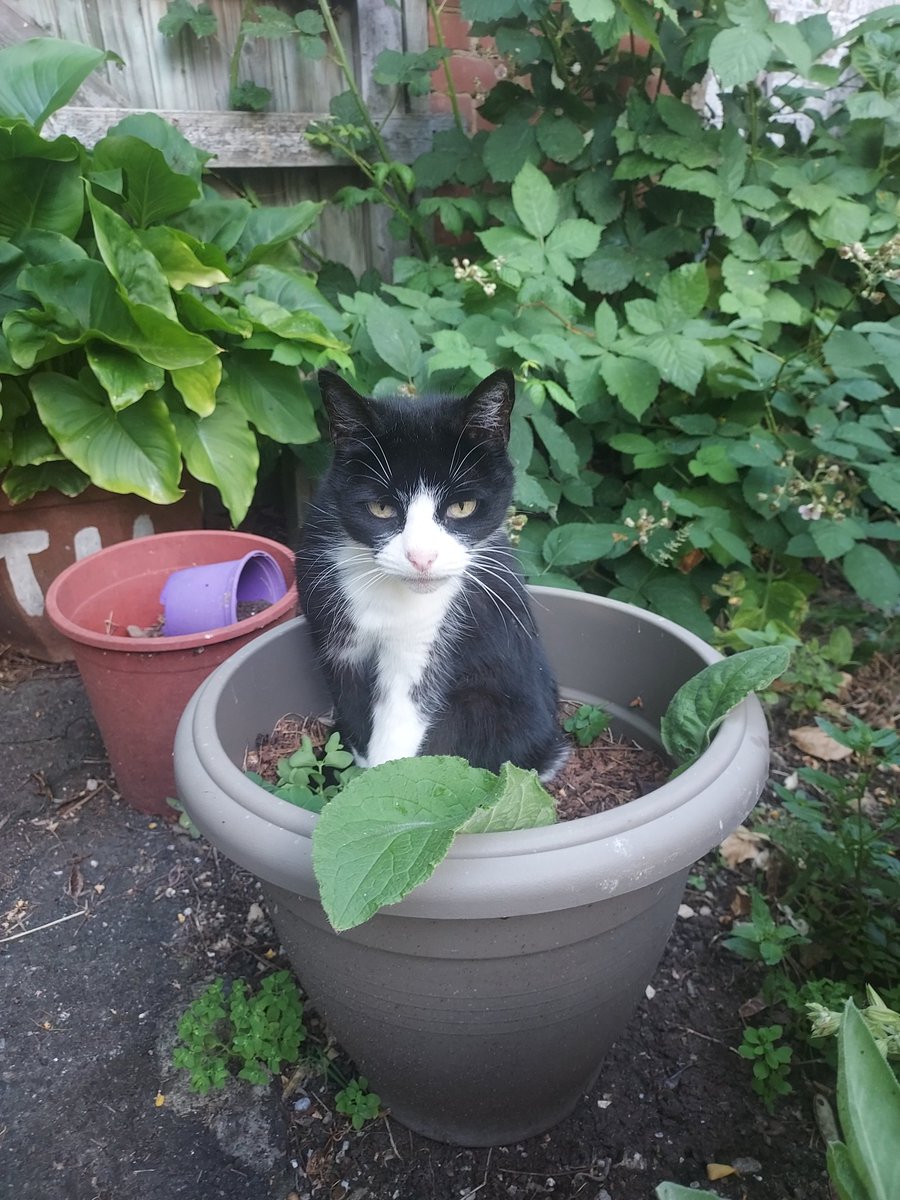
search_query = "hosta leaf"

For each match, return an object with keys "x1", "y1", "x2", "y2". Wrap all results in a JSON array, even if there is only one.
[
  {"x1": 92, "y1": 134, "x2": 202, "y2": 227},
  {"x1": 312, "y1": 757, "x2": 497, "y2": 931},
  {"x1": 169, "y1": 397, "x2": 258, "y2": 526},
  {"x1": 137, "y1": 226, "x2": 229, "y2": 290},
  {"x1": 2, "y1": 461, "x2": 90, "y2": 504},
  {"x1": 169, "y1": 355, "x2": 222, "y2": 417},
  {"x1": 660, "y1": 645, "x2": 791, "y2": 765},
  {"x1": 234, "y1": 201, "x2": 324, "y2": 267},
  {"x1": 32, "y1": 372, "x2": 183, "y2": 503},
  {"x1": 0, "y1": 124, "x2": 84, "y2": 238},
  {"x1": 0, "y1": 38, "x2": 115, "y2": 129},
  {"x1": 221, "y1": 352, "x2": 319, "y2": 444},
  {"x1": 87, "y1": 186, "x2": 177, "y2": 318},
  {"x1": 86, "y1": 343, "x2": 165, "y2": 410}
]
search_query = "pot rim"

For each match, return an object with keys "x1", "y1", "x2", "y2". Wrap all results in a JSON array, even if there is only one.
[
  {"x1": 174, "y1": 589, "x2": 770, "y2": 916},
  {"x1": 45, "y1": 530, "x2": 298, "y2": 653}
]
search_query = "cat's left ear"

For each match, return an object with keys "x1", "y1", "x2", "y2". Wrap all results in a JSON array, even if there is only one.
[{"x1": 463, "y1": 370, "x2": 515, "y2": 443}]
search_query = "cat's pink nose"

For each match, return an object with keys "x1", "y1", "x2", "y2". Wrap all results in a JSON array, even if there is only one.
[{"x1": 406, "y1": 547, "x2": 437, "y2": 573}]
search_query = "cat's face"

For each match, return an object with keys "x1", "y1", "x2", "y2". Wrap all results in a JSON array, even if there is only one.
[{"x1": 319, "y1": 370, "x2": 515, "y2": 593}]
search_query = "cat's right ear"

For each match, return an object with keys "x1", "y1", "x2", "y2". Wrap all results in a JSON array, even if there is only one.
[{"x1": 318, "y1": 370, "x2": 371, "y2": 442}]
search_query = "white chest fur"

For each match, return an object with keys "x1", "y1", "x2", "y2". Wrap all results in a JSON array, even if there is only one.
[{"x1": 333, "y1": 541, "x2": 463, "y2": 766}]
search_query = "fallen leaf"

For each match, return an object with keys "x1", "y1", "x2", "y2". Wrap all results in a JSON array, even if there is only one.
[
  {"x1": 154, "y1": 1092, "x2": 166, "y2": 1107},
  {"x1": 739, "y1": 993, "x2": 768, "y2": 1020},
  {"x1": 730, "y1": 886, "x2": 751, "y2": 918},
  {"x1": 93, "y1": 883, "x2": 105, "y2": 895},
  {"x1": 67, "y1": 864, "x2": 84, "y2": 901},
  {"x1": 720, "y1": 825, "x2": 770, "y2": 870},
  {"x1": 789, "y1": 726, "x2": 852, "y2": 761},
  {"x1": 707, "y1": 1163, "x2": 736, "y2": 1180},
  {"x1": 628, "y1": 696, "x2": 643, "y2": 708}
]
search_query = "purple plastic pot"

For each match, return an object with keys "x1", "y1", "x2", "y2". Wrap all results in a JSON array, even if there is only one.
[{"x1": 161, "y1": 550, "x2": 288, "y2": 636}]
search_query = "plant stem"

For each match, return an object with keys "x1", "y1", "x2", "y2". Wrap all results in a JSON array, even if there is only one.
[
  {"x1": 428, "y1": 0, "x2": 465, "y2": 134},
  {"x1": 317, "y1": 0, "x2": 392, "y2": 163}
]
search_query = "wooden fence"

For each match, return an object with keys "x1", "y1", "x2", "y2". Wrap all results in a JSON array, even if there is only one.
[{"x1": 0, "y1": 0, "x2": 440, "y2": 274}]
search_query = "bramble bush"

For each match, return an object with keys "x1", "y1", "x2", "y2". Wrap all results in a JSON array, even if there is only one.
[{"x1": 301, "y1": 0, "x2": 900, "y2": 642}]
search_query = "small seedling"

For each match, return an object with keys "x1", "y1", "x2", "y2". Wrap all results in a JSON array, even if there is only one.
[
  {"x1": 335, "y1": 1076, "x2": 381, "y2": 1129},
  {"x1": 722, "y1": 886, "x2": 809, "y2": 966},
  {"x1": 248, "y1": 731, "x2": 361, "y2": 813},
  {"x1": 737, "y1": 1024, "x2": 793, "y2": 1110},
  {"x1": 172, "y1": 970, "x2": 305, "y2": 1093},
  {"x1": 563, "y1": 703, "x2": 611, "y2": 747}
]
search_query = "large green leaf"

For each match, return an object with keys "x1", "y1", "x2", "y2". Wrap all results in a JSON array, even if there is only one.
[
  {"x1": 14, "y1": 259, "x2": 217, "y2": 369},
  {"x1": 458, "y1": 763, "x2": 557, "y2": 833},
  {"x1": 0, "y1": 39, "x2": 115, "y2": 129},
  {"x1": 709, "y1": 26, "x2": 772, "y2": 86},
  {"x1": 655, "y1": 1186, "x2": 719, "y2": 1200},
  {"x1": 660, "y1": 645, "x2": 791, "y2": 765},
  {"x1": 837, "y1": 1001, "x2": 900, "y2": 1200},
  {"x1": 234, "y1": 201, "x2": 325, "y2": 267},
  {"x1": 0, "y1": 124, "x2": 83, "y2": 238},
  {"x1": 2, "y1": 461, "x2": 90, "y2": 503},
  {"x1": 87, "y1": 186, "x2": 177, "y2": 317},
  {"x1": 511, "y1": 162, "x2": 559, "y2": 240},
  {"x1": 312, "y1": 757, "x2": 498, "y2": 931},
  {"x1": 232, "y1": 264, "x2": 345, "y2": 332},
  {"x1": 169, "y1": 397, "x2": 258, "y2": 526},
  {"x1": 31, "y1": 372, "x2": 183, "y2": 503},
  {"x1": 169, "y1": 356, "x2": 222, "y2": 417},
  {"x1": 92, "y1": 134, "x2": 202, "y2": 227},
  {"x1": 601, "y1": 354, "x2": 660, "y2": 419},
  {"x1": 86, "y1": 343, "x2": 165, "y2": 410},
  {"x1": 137, "y1": 226, "x2": 229, "y2": 290},
  {"x1": 221, "y1": 352, "x2": 319, "y2": 444}
]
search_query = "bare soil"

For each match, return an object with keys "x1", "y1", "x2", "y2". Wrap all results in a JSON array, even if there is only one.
[{"x1": 0, "y1": 643, "x2": 835, "y2": 1200}]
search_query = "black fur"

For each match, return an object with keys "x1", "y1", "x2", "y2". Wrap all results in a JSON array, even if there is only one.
[{"x1": 296, "y1": 369, "x2": 568, "y2": 778}]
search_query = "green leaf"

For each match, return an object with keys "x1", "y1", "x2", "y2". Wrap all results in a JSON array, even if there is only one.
[
  {"x1": 837, "y1": 1001, "x2": 900, "y2": 1200},
  {"x1": 170, "y1": 398, "x2": 259, "y2": 526},
  {"x1": 92, "y1": 134, "x2": 203, "y2": 227},
  {"x1": 569, "y1": 0, "x2": 616, "y2": 18},
  {"x1": 169, "y1": 356, "x2": 221, "y2": 417},
  {"x1": 601, "y1": 355, "x2": 660, "y2": 419},
  {"x1": 364, "y1": 300, "x2": 422, "y2": 378},
  {"x1": 242, "y1": 5, "x2": 297, "y2": 38},
  {"x1": 866, "y1": 465, "x2": 900, "y2": 510},
  {"x1": 483, "y1": 119, "x2": 541, "y2": 184},
  {"x1": 543, "y1": 523, "x2": 631, "y2": 567},
  {"x1": 1, "y1": 461, "x2": 89, "y2": 504},
  {"x1": 657, "y1": 262, "x2": 709, "y2": 323},
  {"x1": 0, "y1": 124, "x2": 84, "y2": 238},
  {"x1": 709, "y1": 27, "x2": 772, "y2": 86},
  {"x1": 87, "y1": 186, "x2": 177, "y2": 318},
  {"x1": 158, "y1": 0, "x2": 217, "y2": 38},
  {"x1": 810, "y1": 200, "x2": 869, "y2": 246},
  {"x1": 841, "y1": 544, "x2": 900, "y2": 611},
  {"x1": 661, "y1": 645, "x2": 791, "y2": 765},
  {"x1": 536, "y1": 114, "x2": 586, "y2": 165},
  {"x1": 458, "y1": 763, "x2": 557, "y2": 833},
  {"x1": 546, "y1": 219, "x2": 601, "y2": 260},
  {"x1": 31, "y1": 372, "x2": 183, "y2": 503},
  {"x1": 137, "y1": 227, "x2": 229, "y2": 290},
  {"x1": 312, "y1": 757, "x2": 497, "y2": 931},
  {"x1": 529, "y1": 405, "x2": 581, "y2": 477},
  {"x1": 511, "y1": 162, "x2": 559, "y2": 240},
  {"x1": 826, "y1": 1143, "x2": 871, "y2": 1200},
  {"x1": 220, "y1": 353, "x2": 319, "y2": 445},
  {"x1": 631, "y1": 334, "x2": 706, "y2": 393},
  {"x1": 655, "y1": 1186, "x2": 720, "y2": 1200},
  {"x1": 234, "y1": 201, "x2": 324, "y2": 266},
  {"x1": 231, "y1": 80, "x2": 272, "y2": 112},
  {"x1": 0, "y1": 38, "x2": 115, "y2": 129},
  {"x1": 86, "y1": 343, "x2": 165, "y2": 410}
]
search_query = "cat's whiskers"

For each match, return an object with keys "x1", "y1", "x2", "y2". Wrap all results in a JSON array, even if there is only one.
[{"x1": 462, "y1": 567, "x2": 533, "y2": 639}]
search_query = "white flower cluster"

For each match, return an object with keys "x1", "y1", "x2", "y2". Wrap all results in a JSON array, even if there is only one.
[
  {"x1": 452, "y1": 257, "x2": 497, "y2": 297},
  {"x1": 756, "y1": 453, "x2": 854, "y2": 521},
  {"x1": 839, "y1": 233, "x2": 900, "y2": 301}
]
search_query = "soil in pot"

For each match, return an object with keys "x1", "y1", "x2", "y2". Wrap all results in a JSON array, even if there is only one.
[{"x1": 244, "y1": 701, "x2": 672, "y2": 820}]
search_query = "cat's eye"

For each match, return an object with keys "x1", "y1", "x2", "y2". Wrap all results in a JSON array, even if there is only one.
[
  {"x1": 367, "y1": 500, "x2": 397, "y2": 519},
  {"x1": 446, "y1": 499, "x2": 478, "y2": 519}
]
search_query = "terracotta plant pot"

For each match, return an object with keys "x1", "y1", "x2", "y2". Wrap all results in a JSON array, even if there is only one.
[
  {"x1": 0, "y1": 486, "x2": 202, "y2": 661},
  {"x1": 173, "y1": 589, "x2": 769, "y2": 1146},
  {"x1": 46, "y1": 530, "x2": 298, "y2": 816}
]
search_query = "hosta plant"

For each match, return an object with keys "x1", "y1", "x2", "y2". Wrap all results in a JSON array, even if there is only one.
[{"x1": 0, "y1": 37, "x2": 349, "y2": 523}]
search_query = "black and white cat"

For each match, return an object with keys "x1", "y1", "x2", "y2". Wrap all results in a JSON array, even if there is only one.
[{"x1": 295, "y1": 368, "x2": 568, "y2": 779}]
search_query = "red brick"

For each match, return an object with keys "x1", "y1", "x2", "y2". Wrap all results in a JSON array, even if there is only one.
[
  {"x1": 429, "y1": 89, "x2": 478, "y2": 133},
  {"x1": 432, "y1": 52, "x2": 506, "y2": 98},
  {"x1": 429, "y1": 8, "x2": 472, "y2": 51}
]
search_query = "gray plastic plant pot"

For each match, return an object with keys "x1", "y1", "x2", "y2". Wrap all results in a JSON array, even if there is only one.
[{"x1": 173, "y1": 588, "x2": 770, "y2": 1146}]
